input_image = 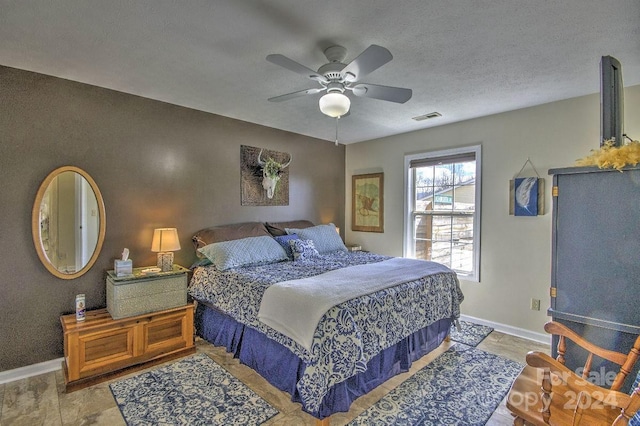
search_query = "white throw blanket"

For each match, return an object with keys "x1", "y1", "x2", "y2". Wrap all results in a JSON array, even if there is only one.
[{"x1": 257, "y1": 257, "x2": 453, "y2": 351}]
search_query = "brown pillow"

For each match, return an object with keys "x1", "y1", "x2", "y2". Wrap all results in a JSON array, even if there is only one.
[
  {"x1": 192, "y1": 222, "x2": 270, "y2": 255},
  {"x1": 265, "y1": 220, "x2": 315, "y2": 237}
]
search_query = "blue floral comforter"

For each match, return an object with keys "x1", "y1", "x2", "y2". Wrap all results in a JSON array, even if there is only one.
[{"x1": 189, "y1": 251, "x2": 464, "y2": 413}]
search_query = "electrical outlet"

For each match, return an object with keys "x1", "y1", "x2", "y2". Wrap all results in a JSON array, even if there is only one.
[{"x1": 530, "y1": 298, "x2": 541, "y2": 311}]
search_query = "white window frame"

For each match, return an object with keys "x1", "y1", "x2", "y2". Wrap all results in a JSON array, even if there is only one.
[{"x1": 403, "y1": 144, "x2": 482, "y2": 282}]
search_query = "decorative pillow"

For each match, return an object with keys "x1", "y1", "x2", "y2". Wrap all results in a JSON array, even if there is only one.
[
  {"x1": 274, "y1": 234, "x2": 300, "y2": 260},
  {"x1": 192, "y1": 222, "x2": 271, "y2": 258},
  {"x1": 265, "y1": 220, "x2": 314, "y2": 237},
  {"x1": 198, "y1": 236, "x2": 288, "y2": 271},
  {"x1": 290, "y1": 239, "x2": 320, "y2": 261},
  {"x1": 285, "y1": 223, "x2": 347, "y2": 254}
]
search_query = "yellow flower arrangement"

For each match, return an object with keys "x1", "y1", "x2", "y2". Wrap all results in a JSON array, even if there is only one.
[{"x1": 576, "y1": 139, "x2": 640, "y2": 171}]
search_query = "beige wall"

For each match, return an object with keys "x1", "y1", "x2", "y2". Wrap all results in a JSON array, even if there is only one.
[
  {"x1": 346, "y1": 84, "x2": 640, "y2": 337},
  {"x1": 0, "y1": 65, "x2": 345, "y2": 371}
]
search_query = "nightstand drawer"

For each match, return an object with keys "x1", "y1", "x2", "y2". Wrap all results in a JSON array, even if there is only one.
[
  {"x1": 144, "y1": 310, "x2": 192, "y2": 355},
  {"x1": 73, "y1": 323, "x2": 137, "y2": 379}
]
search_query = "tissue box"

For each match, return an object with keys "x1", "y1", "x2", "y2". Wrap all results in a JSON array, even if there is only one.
[{"x1": 114, "y1": 260, "x2": 133, "y2": 277}]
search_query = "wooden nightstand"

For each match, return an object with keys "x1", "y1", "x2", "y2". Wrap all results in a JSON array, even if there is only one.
[{"x1": 61, "y1": 304, "x2": 195, "y2": 392}]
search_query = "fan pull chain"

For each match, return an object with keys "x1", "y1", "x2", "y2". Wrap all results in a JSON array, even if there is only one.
[{"x1": 335, "y1": 116, "x2": 340, "y2": 146}]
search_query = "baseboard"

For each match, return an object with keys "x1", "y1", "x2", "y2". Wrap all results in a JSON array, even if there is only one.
[
  {"x1": 459, "y1": 314, "x2": 551, "y2": 345},
  {"x1": 0, "y1": 357, "x2": 63, "y2": 385}
]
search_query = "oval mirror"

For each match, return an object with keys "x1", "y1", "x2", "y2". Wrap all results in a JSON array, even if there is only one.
[{"x1": 32, "y1": 166, "x2": 106, "y2": 279}]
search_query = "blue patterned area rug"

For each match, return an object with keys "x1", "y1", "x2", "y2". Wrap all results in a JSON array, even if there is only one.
[
  {"x1": 348, "y1": 345, "x2": 522, "y2": 426},
  {"x1": 109, "y1": 353, "x2": 278, "y2": 425},
  {"x1": 450, "y1": 320, "x2": 494, "y2": 347}
]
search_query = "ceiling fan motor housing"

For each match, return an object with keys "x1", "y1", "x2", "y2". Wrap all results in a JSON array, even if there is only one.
[
  {"x1": 326, "y1": 81, "x2": 345, "y2": 93},
  {"x1": 323, "y1": 45, "x2": 347, "y2": 63},
  {"x1": 318, "y1": 62, "x2": 347, "y2": 82}
]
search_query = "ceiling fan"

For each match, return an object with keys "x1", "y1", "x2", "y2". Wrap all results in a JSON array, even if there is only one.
[{"x1": 266, "y1": 44, "x2": 412, "y2": 118}]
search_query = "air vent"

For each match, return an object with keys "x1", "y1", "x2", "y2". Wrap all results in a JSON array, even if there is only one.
[{"x1": 412, "y1": 112, "x2": 442, "y2": 121}]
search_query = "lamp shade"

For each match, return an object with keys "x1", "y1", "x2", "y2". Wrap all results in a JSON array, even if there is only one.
[
  {"x1": 151, "y1": 228, "x2": 181, "y2": 252},
  {"x1": 319, "y1": 92, "x2": 351, "y2": 118}
]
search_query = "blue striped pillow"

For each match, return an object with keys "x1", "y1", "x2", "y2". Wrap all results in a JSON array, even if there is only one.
[{"x1": 198, "y1": 236, "x2": 288, "y2": 271}]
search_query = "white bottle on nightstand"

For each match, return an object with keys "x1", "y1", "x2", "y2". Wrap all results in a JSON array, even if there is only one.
[{"x1": 75, "y1": 294, "x2": 86, "y2": 321}]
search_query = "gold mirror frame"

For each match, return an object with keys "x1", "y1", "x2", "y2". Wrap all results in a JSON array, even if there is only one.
[{"x1": 31, "y1": 166, "x2": 106, "y2": 279}]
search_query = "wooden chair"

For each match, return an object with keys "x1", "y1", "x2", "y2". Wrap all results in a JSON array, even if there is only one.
[{"x1": 506, "y1": 321, "x2": 640, "y2": 425}]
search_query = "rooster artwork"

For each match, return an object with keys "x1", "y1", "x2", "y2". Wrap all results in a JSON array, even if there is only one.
[
  {"x1": 352, "y1": 173, "x2": 384, "y2": 232},
  {"x1": 357, "y1": 194, "x2": 377, "y2": 216}
]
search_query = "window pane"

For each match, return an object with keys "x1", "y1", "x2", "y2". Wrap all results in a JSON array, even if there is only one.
[
  {"x1": 413, "y1": 214, "x2": 433, "y2": 261},
  {"x1": 414, "y1": 215, "x2": 432, "y2": 240},
  {"x1": 452, "y1": 242, "x2": 473, "y2": 273},
  {"x1": 431, "y1": 241, "x2": 451, "y2": 265},
  {"x1": 452, "y1": 215, "x2": 474, "y2": 241},
  {"x1": 414, "y1": 238, "x2": 432, "y2": 261},
  {"x1": 434, "y1": 163, "x2": 454, "y2": 211},
  {"x1": 434, "y1": 163, "x2": 453, "y2": 187},
  {"x1": 453, "y1": 182, "x2": 475, "y2": 212},
  {"x1": 415, "y1": 166, "x2": 434, "y2": 211},
  {"x1": 433, "y1": 192, "x2": 453, "y2": 211},
  {"x1": 432, "y1": 216, "x2": 452, "y2": 243}
]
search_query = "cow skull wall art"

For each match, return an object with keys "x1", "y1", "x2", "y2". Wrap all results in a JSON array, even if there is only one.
[{"x1": 257, "y1": 149, "x2": 291, "y2": 199}]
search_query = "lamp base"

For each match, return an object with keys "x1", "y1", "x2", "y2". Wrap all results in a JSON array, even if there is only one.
[{"x1": 157, "y1": 252, "x2": 174, "y2": 272}]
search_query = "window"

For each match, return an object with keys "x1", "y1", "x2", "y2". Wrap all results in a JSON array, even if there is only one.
[{"x1": 404, "y1": 145, "x2": 481, "y2": 281}]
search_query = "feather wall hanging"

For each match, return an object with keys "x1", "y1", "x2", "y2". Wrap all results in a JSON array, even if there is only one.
[{"x1": 509, "y1": 158, "x2": 545, "y2": 216}]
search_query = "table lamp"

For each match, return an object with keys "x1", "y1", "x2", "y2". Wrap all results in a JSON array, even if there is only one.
[{"x1": 151, "y1": 228, "x2": 180, "y2": 272}]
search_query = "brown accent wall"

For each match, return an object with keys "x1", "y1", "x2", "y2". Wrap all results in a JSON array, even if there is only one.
[{"x1": 0, "y1": 65, "x2": 345, "y2": 371}]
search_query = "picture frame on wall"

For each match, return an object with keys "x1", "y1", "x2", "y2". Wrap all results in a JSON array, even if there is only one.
[
  {"x1": 240, "y1": 145, "x2": 290, "y2": 206},
  {"x1": 352, "y1": 172, "x2": 384, "y2": 232},
  {"x1": 509, "y1": 177, "x2": 545, "y2": 216}
]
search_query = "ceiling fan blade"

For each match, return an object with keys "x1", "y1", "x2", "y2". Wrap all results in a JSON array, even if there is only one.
[
  {"x1": 351, "y1": 83, "x2": 412, "y2": 103},
  {"x1": 268, "y1": 87, "x2": 325, "y2": 102},
  {"x1": 341, "y1": 45, "x2": 393, "y2": 83},
  {"x1": 266, "y1": 54, "x2": 327, "y2": 82}
]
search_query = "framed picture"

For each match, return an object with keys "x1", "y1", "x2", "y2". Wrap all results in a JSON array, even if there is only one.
[
  {"x1": 509, "y1": 177, "x2": 545, "y2": 216},
  {"x1": 241, "y1": 145, "x2": 290, "y2": 206},
  {"x1": 352, "y1": 173, "x2": 384, "y2": 232}
]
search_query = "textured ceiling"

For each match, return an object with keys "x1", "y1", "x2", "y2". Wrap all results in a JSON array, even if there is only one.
[{"x1": 1, "y1": 0, "x2": 639, "y2": 144}]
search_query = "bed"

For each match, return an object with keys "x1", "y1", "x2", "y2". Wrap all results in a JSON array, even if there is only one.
[{"x1": 188, "y1": 220, "x2": 463, "y2": 423}]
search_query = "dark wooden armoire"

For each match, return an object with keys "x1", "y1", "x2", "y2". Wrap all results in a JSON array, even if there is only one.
[{"x1": 549, "y1": 165, "x2": 640, "y2": 392}]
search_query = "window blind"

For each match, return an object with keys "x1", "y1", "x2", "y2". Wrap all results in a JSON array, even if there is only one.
[{"x1": 409, "y1": 152, "x2": 476, "y2": 169}]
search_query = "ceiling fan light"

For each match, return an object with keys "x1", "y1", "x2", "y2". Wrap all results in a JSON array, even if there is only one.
[{"x1": 319, "y1": 92, "x2": 351, "y2": 118}]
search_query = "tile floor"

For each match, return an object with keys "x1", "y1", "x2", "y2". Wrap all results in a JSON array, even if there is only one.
[{"x1": 0, "y1": 330, "x2": 549, "y2": 426}]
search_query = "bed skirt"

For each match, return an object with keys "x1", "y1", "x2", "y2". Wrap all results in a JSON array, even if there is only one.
[{"x1": 195, "y1": 301, "x2": 452, "y2": 419}]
